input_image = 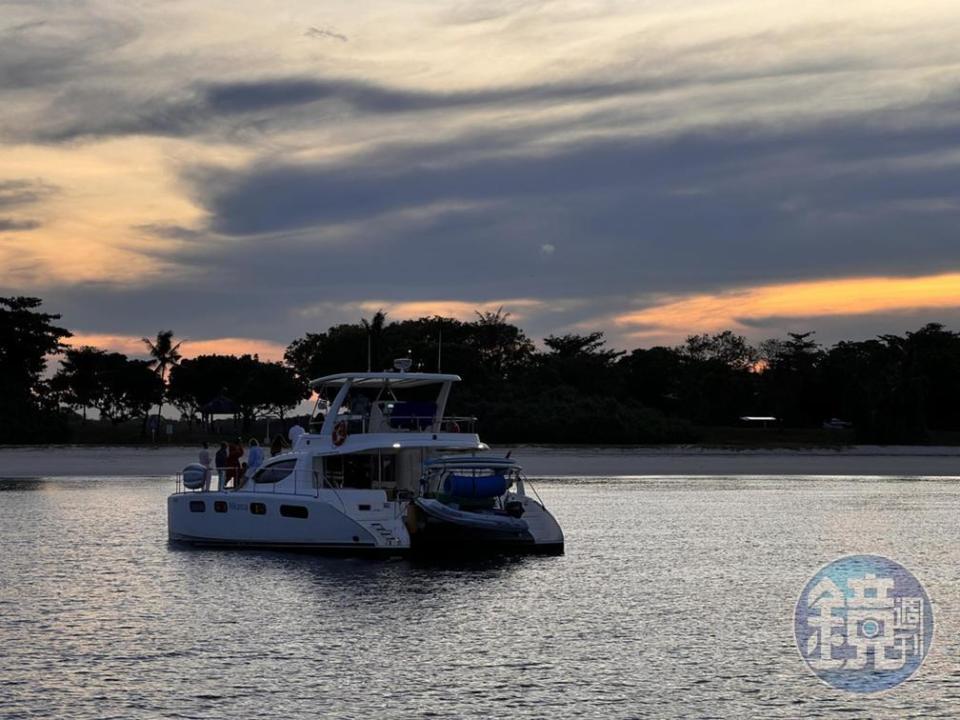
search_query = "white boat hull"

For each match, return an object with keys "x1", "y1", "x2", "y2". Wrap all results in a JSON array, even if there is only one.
[{"x1": 167, "y1": 491, "x2": 409, "y2": 553}]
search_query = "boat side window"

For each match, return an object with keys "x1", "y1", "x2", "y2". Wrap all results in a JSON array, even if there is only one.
[{"x1": 252, "y1": 459, "x2": 296, "y2": 484}]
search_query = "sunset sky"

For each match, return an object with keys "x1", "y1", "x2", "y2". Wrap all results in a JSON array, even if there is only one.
[{"x1": 3, "y1": 0, "x2": 960, "y2": 361}]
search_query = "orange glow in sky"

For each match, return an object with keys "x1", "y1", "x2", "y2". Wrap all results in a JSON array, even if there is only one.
[
  {"x1": 615, "y1": 273, "x2": 960, "y2": 338},
  {"x1": 68, "y1": 334, "x2": 287, "y2": 362},
  {"x1": 356, "y1": 299, "x2": 547, "y2": 322}
]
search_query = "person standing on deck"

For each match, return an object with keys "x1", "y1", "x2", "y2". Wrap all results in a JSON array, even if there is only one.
[
  {"x1": 198, "y1": 442, "x2": 212, "y2": 490},
  {"x1": 225, "y1": 439, "x2": 243, "y2": 488},
  {"x1": 214, "y1": 441, "x2": 228, "y2": 490},
  {"x1": 246, "y1": 438, "x2": 264, "y2": 478}
]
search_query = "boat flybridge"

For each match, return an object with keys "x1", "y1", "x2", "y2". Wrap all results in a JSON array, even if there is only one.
[{"x1": 167, "y1": 363, "x2": 564, "y2": 555}]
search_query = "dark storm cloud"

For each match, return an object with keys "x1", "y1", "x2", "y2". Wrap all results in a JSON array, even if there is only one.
[{"x1": 188, "y1": 109, "x2": 960, "y2": 245}]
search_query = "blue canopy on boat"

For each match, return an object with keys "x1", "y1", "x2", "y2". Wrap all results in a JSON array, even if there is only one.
[{"x1": 443, "y1": 473, "x2": 509, "y2": 498}]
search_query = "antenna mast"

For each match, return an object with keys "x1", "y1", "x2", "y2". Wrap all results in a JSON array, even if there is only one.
[{"x1": 437, "y1": 321, "x2": 442, "y2": 372}]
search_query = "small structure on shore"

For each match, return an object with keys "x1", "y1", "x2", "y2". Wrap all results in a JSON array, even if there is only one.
[
  {"x1": 200, "y1": 394, "x2": 239, "y2": 432},
  {"x1": 739, "y1": 415, "x2": 778, "y2": 428}
]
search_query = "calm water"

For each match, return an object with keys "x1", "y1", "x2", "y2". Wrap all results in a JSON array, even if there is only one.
[{"x1": 3, "y1": 471, "x2": 960, "y2": 718}]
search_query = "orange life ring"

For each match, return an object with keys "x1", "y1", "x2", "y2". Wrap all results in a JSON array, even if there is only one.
[{"x1": 332, "y1": 421, "x2": 348, "y2": 446}]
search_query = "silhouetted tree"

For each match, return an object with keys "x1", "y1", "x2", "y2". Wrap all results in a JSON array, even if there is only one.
[
  {"x1": 0, "y1": 296, "x2": 71, "y2": 441},
  {"x1": 361, "y1": 310, "x2": 387, "y2": 371},
  {"x1": 536, "y1": 332, "x2": 624, "y2": 396},
  {"x1": 51, "y1": 347, "x2": 108, "y2": 421},
  {"x1": 53, "y1": 350, "x2": 161, "y2": 425},
  {"x1": 169, "y1": 354, "x2": 309, "y2": 431},
  {"x1": 682, "y1": 330, "x2": 757, "y2": 370},
  {"x1": 142, "y1": 330, "x2": 183, "y2": 430},
  {"x1": 758, "y1": 332, "x2": 824, "y2": 426},
  {"x1": 470, "y1": 308, "x2": 535, "y2": 382},
  {"x1": 674, "y1": 331, "x2": 759, "y2": 424},
  {"x1": 617, "y1": 346, "x2": 684, "y2": 414}
]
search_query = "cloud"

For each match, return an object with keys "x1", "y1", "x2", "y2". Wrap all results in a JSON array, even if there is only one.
[
  {"x1": 187, "y1": 110, "x2": 960, "y2": 287},
  {"x1": 0, "y1": 180, "x2": 54, "y2": 233},
  {"x1": 305, "y1": 26, "x2": 348, "y2": 42},
  {"x1": 0, "y1": 217, "x2": 40, "y2": 232},
  {"x1": 134, "y1": 223, "x2": 207, "y2": 242},
  {"x1": 67, "y1": 333, "x2": 287, "y2": 361},
  {"x1": 8, "y1": 0, "x2": 960, "y2": 356},
  {"x1": 24, "y1": 74, "x2": 660, "y2": 142},
  {"x1": 0, "y1": 7, "x2": 139, "y2": 90},
  {"x1": 16, "y1": 31, "x2": 924, "y2": 145},
  {"x1": 354, "y1": 298, "x2": 547, "y2": 322},
  {"x1": 0, "y1": 179, "x2": 57, "y2": 209},
  {"x1": 614, "y1": 272, "x2": 960, "y2": 337}
]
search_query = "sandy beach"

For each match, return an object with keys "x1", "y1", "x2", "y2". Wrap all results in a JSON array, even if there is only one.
[{"x1": 2, "y1": 444, "x2": 960, "y2": 478}]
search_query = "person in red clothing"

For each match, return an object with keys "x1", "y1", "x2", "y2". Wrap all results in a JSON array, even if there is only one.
[{"x1": 225, "y1": 438, "x2": 244, "y2": 489}]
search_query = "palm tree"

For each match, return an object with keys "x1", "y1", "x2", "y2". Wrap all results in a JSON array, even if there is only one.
[
  {"x1": 142, "y1": 330, "x2": 183, "y2": 433},
  {"x1": 361, "y1": 310, "x2": 386, "y2": 371}
]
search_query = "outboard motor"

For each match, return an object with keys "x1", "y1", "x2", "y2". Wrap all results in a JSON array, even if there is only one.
[
  {"x1": 181, "y1": 463, "x2": 208, "y2": 490},
  {"x1": 505, "y1": 499, "x2": 525, "y2": 518}
]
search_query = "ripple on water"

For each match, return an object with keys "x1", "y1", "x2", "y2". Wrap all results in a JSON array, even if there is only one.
[{"x1": 1, "y1": 475, "x2": 959, "y2": 718}]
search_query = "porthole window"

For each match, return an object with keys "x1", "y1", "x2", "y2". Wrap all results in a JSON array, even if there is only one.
[
  {"x1": 214, "y1": 501, "x2": 227, "y2": 513},
  {"x1": 250, "y1": 502, "x2": 267, "y2": 515},
  {"x1": 189, "y1": 500, "x2": 205, "y2": 513},
  {"x1": 279, "y1": 505, "x2": 308, "y2": 519}
]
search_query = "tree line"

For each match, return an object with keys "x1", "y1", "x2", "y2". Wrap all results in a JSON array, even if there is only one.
[{"x1": 2, "y1": 295, "x2": 959, "y2": 444}]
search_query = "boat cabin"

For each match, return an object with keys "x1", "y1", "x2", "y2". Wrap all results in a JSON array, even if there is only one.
[
  {"x1": 218, "y1": 367, "x2": 488, "y2": 499},
  {"x1": 308, "y1": 367, "x2": 475, "y2": 438}
]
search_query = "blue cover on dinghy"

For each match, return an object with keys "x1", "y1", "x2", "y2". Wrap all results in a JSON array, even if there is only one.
[{"x1": 442, "y1": 473, "x2": 508, "y2": 498}]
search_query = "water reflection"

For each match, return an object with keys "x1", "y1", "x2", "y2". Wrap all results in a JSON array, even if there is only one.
[{"x1": 2, "y1": 475, "x2": 960, "y2": 719}]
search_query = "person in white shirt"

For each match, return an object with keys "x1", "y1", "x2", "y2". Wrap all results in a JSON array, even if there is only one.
[{"x1": 246, "y1": 438, "x2": 264, "y2": 475}]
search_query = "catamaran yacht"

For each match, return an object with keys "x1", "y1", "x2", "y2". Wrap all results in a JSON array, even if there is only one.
[{"x1": 167, "y1": 364, "x2": 564, "y2": 555}]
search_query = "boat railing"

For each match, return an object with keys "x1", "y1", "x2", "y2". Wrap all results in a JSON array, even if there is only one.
[
  {"x1": 174, "y1": 467, "x2": 331, "y2": 496},
  {"x1": 329, "y1": 413, "x2": 478, "y2": 435}
]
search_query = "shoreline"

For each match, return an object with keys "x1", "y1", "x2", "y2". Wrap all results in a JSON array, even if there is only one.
[{"x1": 2, "y1": 444, "x2": 960, "y2": 478}]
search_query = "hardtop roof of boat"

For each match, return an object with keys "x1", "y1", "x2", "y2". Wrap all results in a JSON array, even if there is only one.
[{"x1": 309, "y1": 371, "x2": 462, "y2": 390}]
